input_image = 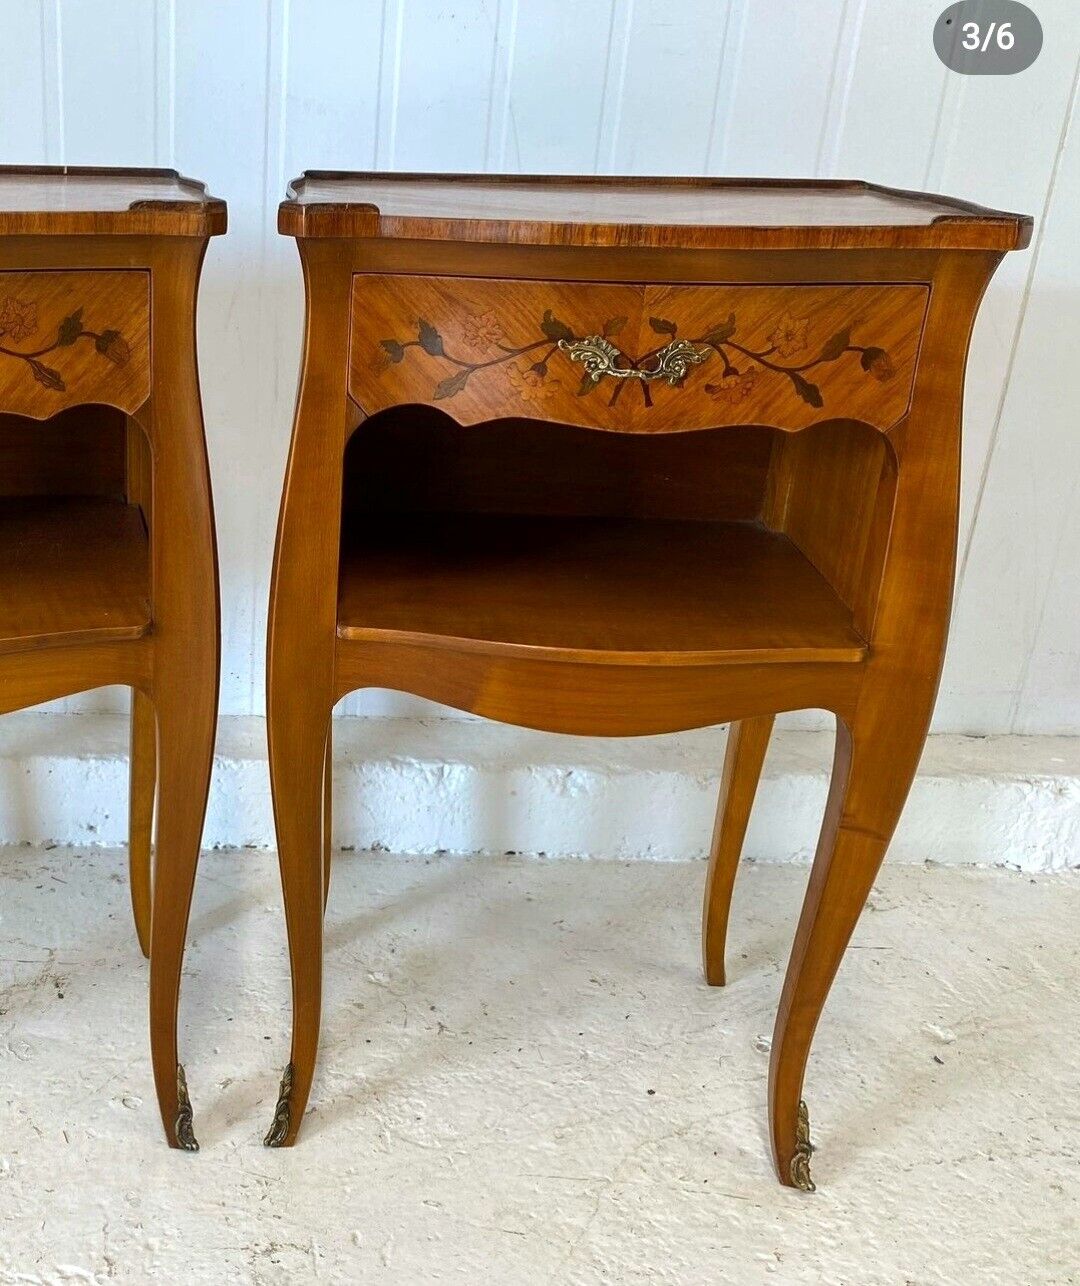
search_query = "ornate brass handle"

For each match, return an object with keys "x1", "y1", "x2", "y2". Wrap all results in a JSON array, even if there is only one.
[{"x1": 558, "y1": 335, "x2": 710, "y2": 387}]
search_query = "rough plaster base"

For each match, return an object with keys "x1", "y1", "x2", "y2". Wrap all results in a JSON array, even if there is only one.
[
  {"x1": 2, "y1": 715, "x2": 1080, "y2": 874},
  {"x1": 0, "y1": 847, "x2": 1077, "y2": 1283},
  {"x1": 1, "y1": 714, "x2": 1078, "y2": 871}
]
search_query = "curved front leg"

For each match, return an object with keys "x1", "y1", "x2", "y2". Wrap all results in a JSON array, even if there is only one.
[
  {"x1": 129, "y1": 687, "x2": 156, "y2": 959},
  {"x1": 767, "y1": 250, "x2": 999, "y2": 1188},
  {"x1": 702, "y1": 715, "x2": 774, "y2": 986},
  {"x1": 143, "y1": 240, "x2": 220, "y2": 1150},
  {"x1": 265, "y1": 681, "x2": 331, "y2": 1146},
  {"x1": 149, "y1": 656, "x2": 216, "y2": 1151},
  {"x1": 263, "y1": 240, "x2": 350, "y2": 1146},
  {"x1": 768, "y1": 702, "x2": 928, "y2": 1189}
]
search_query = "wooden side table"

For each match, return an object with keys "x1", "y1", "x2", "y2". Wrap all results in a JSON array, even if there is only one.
[
  {"x1": 267, "y1": 173, "x2": 1029, "y2": 1187},
  {"x1": 0, "y1": 167, "x2": 225, "y2": 1149}
]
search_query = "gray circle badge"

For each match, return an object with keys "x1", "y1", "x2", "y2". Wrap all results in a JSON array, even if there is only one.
[{"x1": 934, "y1": 1, "x2": 1043, "y2": 74}]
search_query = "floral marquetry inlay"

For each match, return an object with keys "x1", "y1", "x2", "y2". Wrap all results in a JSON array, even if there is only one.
[
  {"x1": 0, "y1": 295, "x2": 131, "y2": 392},
  {"x1": 0, "y1": 270, "x2": 150, "y2": 419},
  {"x1": 350, "y1": 275, "x2": 929, "y2": 434}
]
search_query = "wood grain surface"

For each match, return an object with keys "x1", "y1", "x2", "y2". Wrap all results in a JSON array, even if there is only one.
[
  {"x1": 337, "y1": 514, "x2": 868, "y2": 666},
  {"x1": 0, "y1": 166, "x2": 226, "y2": 237},
  {"x1": 0, "y1": 497, "x2": 149, "y2": 654},
  {"x1": 282, "y1": 172, "x2": 1030, "y2": 249}
]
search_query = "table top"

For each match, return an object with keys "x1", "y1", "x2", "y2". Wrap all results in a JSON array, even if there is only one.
[
  {"x1": 0, "y1": 167, "x2": 227, "y2": 237},
  {"x1": 279, "y1": 172, "x2": 1031, "y2": 251}
]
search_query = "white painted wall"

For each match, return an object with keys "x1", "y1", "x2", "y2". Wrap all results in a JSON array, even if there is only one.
[{"x1": 2, "y1": 1, "x2": 1079, "y2": 735}]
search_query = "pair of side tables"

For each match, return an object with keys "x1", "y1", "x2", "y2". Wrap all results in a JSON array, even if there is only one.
[{"x1": 0, "y1": 166, "x2": 1029, "y2": 1189}]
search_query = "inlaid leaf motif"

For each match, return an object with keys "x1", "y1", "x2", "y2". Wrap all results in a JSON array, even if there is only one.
[
  {"x1": 702, "y1": 314, "x2": 736, "y2": 346},
  {"x1": 380, "y1": 338, "x2": 405, "y2": 363},
  {"x1": 433, "y1": 368, "x2": 470, "y2": 400},
  {"x1": 29, "y1": 359, "x2": 65, "y2": 391},
  {"x1": 788, "y1": 371, "x2": 823, "y2": 407},
  {"x1": 576, "y1": 374, "x2": 597, "y2": 397},
  {"x1": 818, "y1": 327, "x2": 851, "y2": 362},
  {"x1": 56, "y1": 308, "x2": 84, "y2": 347},
  {"x1": 602, "y1": 316, "x2": 627, "y2": 337},
  {"x1": 649, "y1": 316, "x2": 677, "y2": 336},
  {"x1": 417, "y1": 318, "x2": 444, "y2": 356},
  {"x1": 539, "y1": 309, "x2": 574, "y2": 342}
]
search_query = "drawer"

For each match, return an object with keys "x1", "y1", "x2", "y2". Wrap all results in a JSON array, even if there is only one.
[
  {"x1": 349, "y1": 274, "x2": 928, "y2": 434},
  {"x1": 0, "y1": 270, "x2": 150, "y2": 419}
]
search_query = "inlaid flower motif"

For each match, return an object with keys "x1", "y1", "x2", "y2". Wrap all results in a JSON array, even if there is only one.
[
  {"x1": 767, "y1": 312, "x2": 808, "y2": 357},
  {"x1": 462, "y1": 310, "x2": 504, "y2": 351},
  {"x1": 704, "y1": 368, "x2": 758, "y2": 403},
  {"x1": 507, "y1": 361, "x2": 556, "y2": 403},
  {"x1": 0, "y1": 297, "x2": 38, "y2": 343}
]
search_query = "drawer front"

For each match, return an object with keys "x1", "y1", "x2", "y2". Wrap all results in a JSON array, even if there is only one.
[
  {"x1": 350, "y1": 274, "x2": 928, "y2": 433},
  {"x1": 0, "y1": 271, "x2": 150, "y2": 419}
]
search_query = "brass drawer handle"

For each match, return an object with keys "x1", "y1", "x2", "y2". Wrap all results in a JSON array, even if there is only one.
[{"x1": 558, "y1": 335, "x2": 710, "y2": 387}]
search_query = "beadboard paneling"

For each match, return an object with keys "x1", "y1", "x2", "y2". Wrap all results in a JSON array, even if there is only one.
[{"x1": 2, "y1": 0, "x2": 1079, "y2": 733}]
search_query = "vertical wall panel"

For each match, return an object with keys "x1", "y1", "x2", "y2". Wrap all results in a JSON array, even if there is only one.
[
  {"x1": 933, "y1": 0, "x2": 1080, "y2": 545},
  {"x1": 60, "y1": 0, "x2": 156, "y2": 164},
  {"x1": 39, "y1": 0, "x2": 64, "y2": 163},
  {"x1": 388, "y1": 1, "x2": 502, "y2": 170},
  {"x1": 945, "y1": 54, "x2": 1080, "y2": 734},
  {"x1": 283, "y1": 0, "x2": 383, "y2": 173},
  {"x1": 828, "y1": 0, "x2": 950, "y2": 185},
  {"x1": 719, "y1": 0, "x2": 848, "y2": 176},
  {"x1": 7, "y1": 3, "x2": 1080, "y2": 734},
  {"x1": 498, "y1": 0, "x2": 617, "y2": 172},
  {"x1": 605, "y1": 0, "x2": 729, "y2": 175},
  {"x1": 932, "y1": 1, "x2": 1080, "y2": 730},
  {"x1": 0, "y1": 2, "x2": 49, "y2": 160},
  {"x1": 171, "y1": 0, "x2": 276, "y2": 717}
]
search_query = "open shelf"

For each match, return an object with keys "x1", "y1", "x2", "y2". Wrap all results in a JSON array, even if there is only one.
[
  {"x1": 338, "y1": 514, "x2": 868, "y2": 666},
  {"x1": 0, "y1": 497, "x2": 150, "y2": 655}
]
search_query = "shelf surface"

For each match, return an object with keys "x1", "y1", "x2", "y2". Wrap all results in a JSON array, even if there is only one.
[
  {"x1": 0, "y1": 498, "x2": 151, "y2": 655},
  {"x1": 281, "y1": 172, "x2": 1030, "y2": 250},
  {"x1": 338, "y1": 515, "x2": 868, "y2": 666}
]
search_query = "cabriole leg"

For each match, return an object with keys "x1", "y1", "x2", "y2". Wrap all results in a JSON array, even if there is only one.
[
  {"x1": 769, "y1": 704, "x2": 929, "y2": 1190},
  {"x1": 148, "y1": 665, "x2": 215, "y2": 1151},
  {"x1": 264, "y1": 683, "x2": 331, "y2": 1146},
  {"x1": 128, "y1": 687, "x2": 156, "y2": 959},
  {"x1": 701, "y1": 715, "x2": 774, "y2": 986}
]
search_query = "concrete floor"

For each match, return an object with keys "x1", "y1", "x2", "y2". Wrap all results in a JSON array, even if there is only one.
[{"x1": 0, "y1": 849, "x2": 1077, "y2": 1285}]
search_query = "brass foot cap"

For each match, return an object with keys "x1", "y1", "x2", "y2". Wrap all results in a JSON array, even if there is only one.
[
  {"x1": 789, "y1": 1099, "x2": 815, "y2": 1192},
  {"x1": 175, "y1": 1064, "x2": 199, "y2": 1153},
  {"x1": 263, "y1": 1062, "x2": 295, "y2": 1147}
]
